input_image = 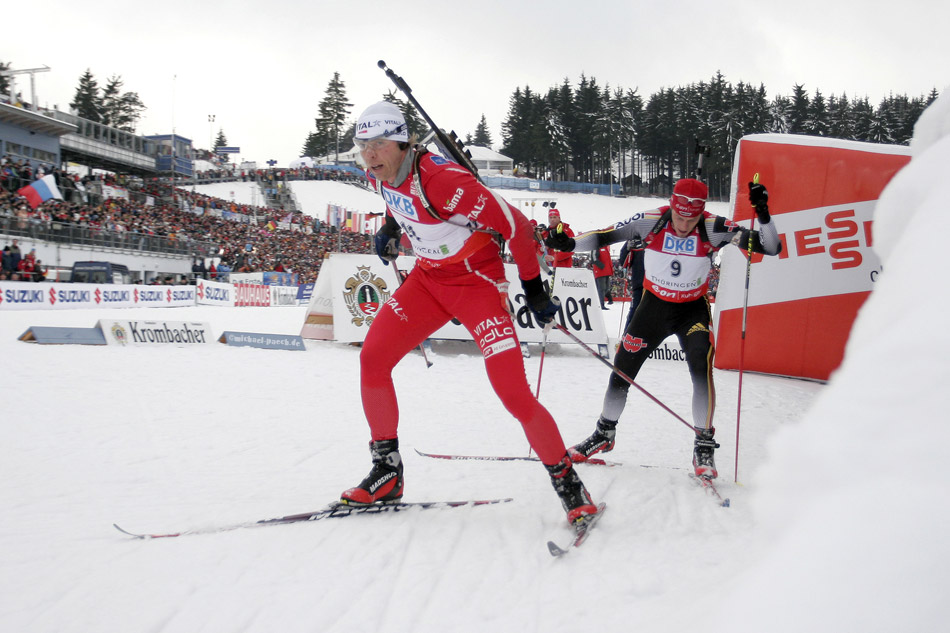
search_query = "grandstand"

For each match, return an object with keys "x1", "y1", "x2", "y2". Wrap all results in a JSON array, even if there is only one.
[{"x1": 1, "y1": 161, "x2": 380, "y2": 284}]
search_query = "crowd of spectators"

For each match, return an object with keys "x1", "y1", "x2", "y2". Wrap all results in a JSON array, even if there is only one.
[
  {"x1": 192, "y1": 164, "x2": 365, "y2": 187},
  {"x1": 1, "y1": 155, "x2": 59, "y2": 194},
  {"x1": 237, "y1": 165, "x2": 364, "y2": 184},
  {"x1": 0, "y1": 237, "x2": 46, "y2": 282},
  {"x1": 1, "y1": 161, "x2": 375, "y2": 284}
]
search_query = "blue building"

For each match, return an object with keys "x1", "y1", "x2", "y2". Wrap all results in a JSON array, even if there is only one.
[
  {"x1": 144, "y1": 134, "x2": 194, "y2": 177},
  {"x1": 0, "y1": 102, "x2": 75, "y2": 169},
  {"x1": 1, "y1": 101, "x2": 194, "y2": 178}
]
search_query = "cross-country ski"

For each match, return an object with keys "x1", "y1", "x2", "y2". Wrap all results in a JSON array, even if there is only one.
[
  {"x1": 413, "y1": 448, "x2": 621, "y2": 467},
  {"x1": 113, "y1": 499, "x2": 513, "y2": 540}
]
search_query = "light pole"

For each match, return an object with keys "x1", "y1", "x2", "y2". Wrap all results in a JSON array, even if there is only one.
[{"x1": 208, "y1": 114, "x2": 215, "y2": 157}]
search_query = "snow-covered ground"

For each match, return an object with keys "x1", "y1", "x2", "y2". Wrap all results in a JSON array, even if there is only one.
[
  {"x1": 3, "y1": 93, "x2": 949, "y2": 632},
  {"x1": 0, "y1": 302, "x2": 820, "y2": 633}
]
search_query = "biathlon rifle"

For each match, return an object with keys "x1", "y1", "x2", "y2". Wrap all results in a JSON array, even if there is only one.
[{"x1": 378, "y1": 60, "x2": 483, "y2": 183}]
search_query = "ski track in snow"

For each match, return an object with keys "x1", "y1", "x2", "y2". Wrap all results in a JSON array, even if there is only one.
[
  {"x1": 28, "y1": 163, "x2": 950, "y2": 629},
  {"x1": 1, "y1": 301, "x2": 819, "y2": 632},
  {"x1": 9, "y1": 98, "x2": 950, "y2": 629}
]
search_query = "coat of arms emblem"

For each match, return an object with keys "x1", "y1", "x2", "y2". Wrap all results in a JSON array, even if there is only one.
[{"x1": 342, "y1": 266, "x2": 391, "y2": 327}]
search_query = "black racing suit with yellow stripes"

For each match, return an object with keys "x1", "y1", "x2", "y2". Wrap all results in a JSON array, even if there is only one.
[{"x1": 569, "y1": 207, "x2": 781, "y2": 430}]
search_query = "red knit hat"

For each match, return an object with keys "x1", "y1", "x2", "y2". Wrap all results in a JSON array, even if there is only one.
[{"x1": 670, "y1": 178, "x2": 708, "y2": 218}]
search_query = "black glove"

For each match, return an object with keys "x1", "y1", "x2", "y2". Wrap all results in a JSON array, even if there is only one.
[
  {"x1": 748, "y1": 182, "x2": 771, "y2": 223},
  {"x1": 521, "y1": 275, "x2": 560, "y2": 330},
  {"x1": 543, "y1": 224, "x2": 575, "y2": 252},
  {"x1": 374, "y1": 217, "x2": 401, "y2": 265}
]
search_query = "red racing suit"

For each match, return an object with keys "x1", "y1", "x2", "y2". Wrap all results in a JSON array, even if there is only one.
[{"x1": 360, "y1": 148, "x2": 569, "y2": 465}]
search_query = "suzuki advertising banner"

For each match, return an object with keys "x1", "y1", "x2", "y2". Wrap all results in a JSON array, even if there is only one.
[
  {"x1": 0, "y1": 283, "x2": 195, "y2": 310},
  {"x1": 196, "y1": 279, "x2": 235, "y2": 307},
  {"x1": 713, "y1": 133, "x2": 911, "y2": 381},
  {"x1": 301, "y1": 253, "x2": 608, "y2": 346}
]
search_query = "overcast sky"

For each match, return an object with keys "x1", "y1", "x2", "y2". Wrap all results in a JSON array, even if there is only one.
[{"x1": 4, "y1": 0, "x2": 947, "y2": 166}]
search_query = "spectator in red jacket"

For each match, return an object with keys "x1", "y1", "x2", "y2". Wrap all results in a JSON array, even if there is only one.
[
  {"x1": 544, "y1": 206, "x2": 574, "y2": 268},
  {"x1": 592, "y1": 245, "x2": 614, "y2": 309},
  {"x1": 17, "y1": 250, "x2": 35, "y2": 277}
]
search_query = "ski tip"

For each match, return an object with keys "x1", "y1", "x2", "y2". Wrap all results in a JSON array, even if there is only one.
[
  {"x1": 722, "y1": 498, "x2": 731, "y2": 508},
  {"x1": 547, "y1": 502, "x2": 607, "y2": 558},
  {"x1": 584, "y1": 458, "x2": 622, "y2": 467},
  {"x1": 113, "y1": 523, "x2": 146, "y2": 539},
  {"x1": 547, "y1": 540, "x2": 569, "y2": 557}
]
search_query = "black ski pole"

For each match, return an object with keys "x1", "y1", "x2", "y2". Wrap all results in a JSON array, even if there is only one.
[
  {"x1": 695, "y1": 139, "x2": 710, "y2": 183},
  {"x1": 552, "y1": 323, "x2": 694, "y2": 432},
  {"x1": 735, "y1": 172, "x2": 759, "y2": 479},
  {"x1": 392, "y1": 263, "x2": 433, "y2": 369}
]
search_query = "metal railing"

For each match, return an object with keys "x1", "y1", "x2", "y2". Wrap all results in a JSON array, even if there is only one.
[{"x1": 0, "y1": 214, "x2": 218, "y2": 258}]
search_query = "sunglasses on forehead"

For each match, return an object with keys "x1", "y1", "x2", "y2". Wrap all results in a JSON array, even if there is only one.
[{"x1": 672, "y1": 193, "x2": 706, "y2": 209}]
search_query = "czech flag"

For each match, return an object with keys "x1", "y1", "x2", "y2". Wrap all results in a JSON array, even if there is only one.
[{"x1": 17, "y1": 174, "x2": 63, "y2": 209}]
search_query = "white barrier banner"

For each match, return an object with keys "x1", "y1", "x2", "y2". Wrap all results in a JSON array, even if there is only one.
[
  {"x1": 300, "y1": 261, "x2": 335, "y2": 340},
  {"x1": 163, "y1": 286, "x2": 197, "y2": 307},
  {"x1": 98, "y1": 319, "x2": 213, "y2": 346},
  {"x1": 0, "y1": 282, "x2": 195, "y2": 310},
  {"x1": 229, "y1": 273, "x2": 264, "y2": 284},
  {"x1": 131, "y1": 285, "x2": 195, "y2": 307},
  {"x1": 528, "y1": 267, "x2": 607, "y2": 345},
  {"x1": 301, "y1": 254, "x2": 607, "y2": 345},
  {"x1": 270, "y1": 286, "x2": 299, "y2": 306},
  {"x1": 196, "y1": 279, "x2": 235, "y2": 307},
  {"x1": 133, "y1": 286, "x2": 172, "y2": 307}
]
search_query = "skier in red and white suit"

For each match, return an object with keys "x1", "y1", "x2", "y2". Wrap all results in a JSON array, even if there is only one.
[
  {"x1": 546, "y1": 177, "x2": 781, "y2": 479},
  {"x1": 340, "y1": 101, "x2": 598, "y2": 527}
]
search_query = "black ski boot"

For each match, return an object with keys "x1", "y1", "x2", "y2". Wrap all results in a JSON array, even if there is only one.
[
  {"x1": 340, "y1": 438, "x2": 404, "y2": 505},
  {"x1": 546, "y1": 454, "x2": 599, "y2": 526},
  {"x1": 568, "y1": 417, "x2": 617, "y2": 462},
  {"x1": 692, "y1": 427, "x2": 720, "y2": 480}
]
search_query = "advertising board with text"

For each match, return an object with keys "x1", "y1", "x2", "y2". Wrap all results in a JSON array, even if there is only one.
[{"x1": 713, "y1": 133, "x2": 911, "y2": 380}]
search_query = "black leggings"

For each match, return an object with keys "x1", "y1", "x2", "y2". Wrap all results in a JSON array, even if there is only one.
[{"x1": 602, "y1": 291, "x2": 715, "y2": 430}]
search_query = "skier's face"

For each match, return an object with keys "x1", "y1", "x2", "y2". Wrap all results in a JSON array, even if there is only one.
[
  {"x1": 671, "y1": 209, "x2": 701, "y2": 237},
  {"x1": 360, "y1": 139, "x2": 405, "y2": 184}
]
